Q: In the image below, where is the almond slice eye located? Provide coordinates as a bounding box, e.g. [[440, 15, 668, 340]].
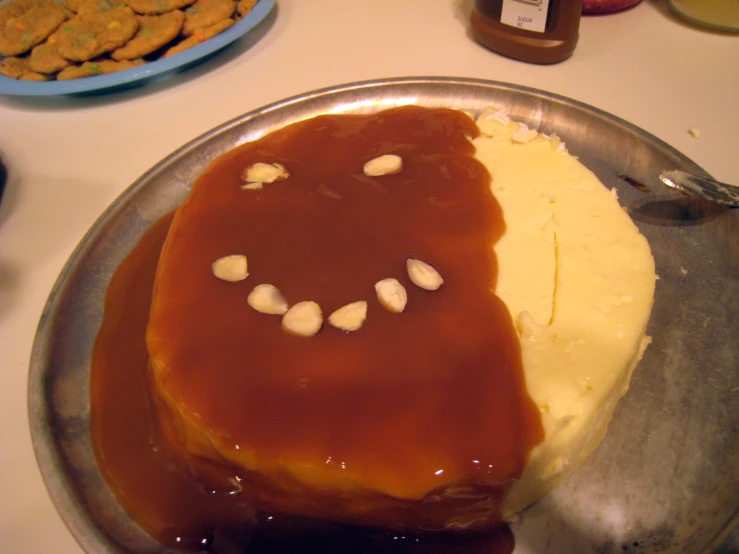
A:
[[406, 258, 443, 291], [248, 284, 289, 315], [282, 301, 323, 337], [375, 278, 407, 313], [241, 162, 289, 185], [363, 154, 403, 177], [328, 301, 368, 331], [212, 255, 249, 282]]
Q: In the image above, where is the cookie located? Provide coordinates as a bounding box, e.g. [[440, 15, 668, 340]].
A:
[[236, 0, 255, 18], [56, 56, 143, 79], [125, 0, 196, 16], [28, 32, 72, 73], [19, 69, 51, 80], [0, 56, 26, 78], [55, 6, 139, 61], [110, 10, 183, 59], [162, 16, 232, 57], [62, 0, 117, 14], [0, 54, 52, 80], [71, 0, 126, 16], [61, 0, 84, 13], [0, 0, 67, 56], [182, 0, 234, 36]]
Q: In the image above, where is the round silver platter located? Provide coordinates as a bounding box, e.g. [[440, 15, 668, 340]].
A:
[[28, 77, 739, 554]]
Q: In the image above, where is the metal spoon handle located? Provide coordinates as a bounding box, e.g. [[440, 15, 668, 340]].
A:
[[660, 170, 739, 207]]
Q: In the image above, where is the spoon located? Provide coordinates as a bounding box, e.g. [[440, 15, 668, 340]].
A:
[[659, 170, 739, 207]]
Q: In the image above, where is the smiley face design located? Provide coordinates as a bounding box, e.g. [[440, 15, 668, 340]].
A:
[[211, 157, 446, 337]]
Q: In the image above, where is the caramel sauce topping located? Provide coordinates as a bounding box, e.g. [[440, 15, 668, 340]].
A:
[[92, 106, 543, 550]]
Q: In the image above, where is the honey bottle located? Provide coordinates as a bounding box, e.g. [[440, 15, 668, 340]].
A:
[[470, 0, 582, 64]]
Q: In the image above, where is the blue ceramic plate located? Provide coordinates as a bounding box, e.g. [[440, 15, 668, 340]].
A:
[[0, 0, 274, 97]]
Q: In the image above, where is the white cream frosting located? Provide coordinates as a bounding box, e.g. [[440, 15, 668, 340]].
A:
[[472, 108, 656, 517]]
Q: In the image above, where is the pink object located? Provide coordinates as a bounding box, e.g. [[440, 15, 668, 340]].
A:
[[583, 0, 642, 14]]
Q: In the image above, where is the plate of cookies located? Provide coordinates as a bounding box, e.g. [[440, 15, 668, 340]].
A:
[[0, 0, 274, 96]]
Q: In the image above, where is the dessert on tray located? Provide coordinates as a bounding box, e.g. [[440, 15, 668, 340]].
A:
[[93, 104, 656, 547]]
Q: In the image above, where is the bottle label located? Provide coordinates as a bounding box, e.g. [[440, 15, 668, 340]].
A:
[[500, 0, 551, 33]]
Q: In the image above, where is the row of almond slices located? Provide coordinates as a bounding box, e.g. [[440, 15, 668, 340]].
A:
[[211, 255, 443, 337]]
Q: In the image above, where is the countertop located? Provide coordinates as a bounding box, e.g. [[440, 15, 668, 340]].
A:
[[0, 1, 737, 552]]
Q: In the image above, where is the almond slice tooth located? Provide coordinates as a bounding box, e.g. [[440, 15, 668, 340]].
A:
[[406, 258, 443, 291], [363, 154, 403, 177], [212, 255, 249, 282], [375, 278, 407, 313], [248, 284, 289, 315], [282, 301, 323, 337], [328, 301, 368, 331]]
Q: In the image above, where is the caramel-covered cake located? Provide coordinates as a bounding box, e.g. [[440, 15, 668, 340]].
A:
[[144, 105, 655, 532]]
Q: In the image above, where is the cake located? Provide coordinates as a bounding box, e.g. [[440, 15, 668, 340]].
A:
[[145, 105, 656, 531]]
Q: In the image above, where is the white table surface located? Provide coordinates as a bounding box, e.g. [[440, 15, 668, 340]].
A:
[[0, 1, 737, 552]]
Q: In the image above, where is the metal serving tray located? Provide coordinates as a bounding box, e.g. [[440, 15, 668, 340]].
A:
[[28, 77, 739, 554]]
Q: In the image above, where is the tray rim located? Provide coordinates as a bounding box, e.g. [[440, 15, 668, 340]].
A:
[[27, 76, 728, 554]]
